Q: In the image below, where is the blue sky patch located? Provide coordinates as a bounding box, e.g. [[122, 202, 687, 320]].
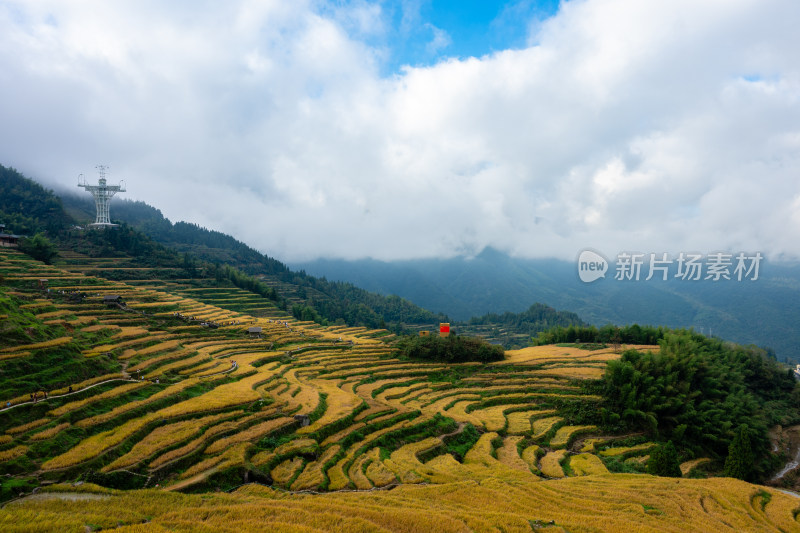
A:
[[350, 0, 562, 74]]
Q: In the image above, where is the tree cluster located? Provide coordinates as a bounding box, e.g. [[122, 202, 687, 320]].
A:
[[468, 303, 587, 334], [396, 334, 505, 364], [532, 323, 667, 346], [724, 424, 755, 481], [18, 233, 59, 264], [0, 164, 72, 236], [600, 330, 799, 478], [647, 441, 681, 477]]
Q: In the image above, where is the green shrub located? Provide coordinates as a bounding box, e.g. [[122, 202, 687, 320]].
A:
[[600, 330, 799, 480], [396, 334, 504, 363], [647, 441, 681, 477], [18, 233, 59, 264]]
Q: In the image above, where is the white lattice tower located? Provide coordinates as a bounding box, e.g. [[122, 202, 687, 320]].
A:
[[77, 165, 126, 226]]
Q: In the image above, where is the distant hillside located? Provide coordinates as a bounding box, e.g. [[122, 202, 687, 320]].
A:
[[58, 191, 448, 331], [455, 302, 589, 348], [1, 165, 447, 333], [293, 249, 800, 362], [0, 165, 72, 235], [61, 194, 289, 274], [58, 192, 587, 347]]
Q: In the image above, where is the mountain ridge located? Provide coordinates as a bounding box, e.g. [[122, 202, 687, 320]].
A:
[[293, 251, 800, 362]]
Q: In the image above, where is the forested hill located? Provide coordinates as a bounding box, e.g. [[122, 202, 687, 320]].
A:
[[467, 302, 586, 331], [294, 249, 800, 362], [61, 195, 290, 276], [1, 164, 447, 332], [59, 191, 588, 344], [455, 303, 589, 348], [59, 190, 449, 329], [0, 165, 72, 235]]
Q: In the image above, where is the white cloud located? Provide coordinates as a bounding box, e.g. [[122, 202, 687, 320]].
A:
[[0, 0, 799, 262], [425, 23, 451, 55]]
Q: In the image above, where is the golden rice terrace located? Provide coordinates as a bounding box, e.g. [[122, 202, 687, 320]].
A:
[[0, 247, 798, 532]]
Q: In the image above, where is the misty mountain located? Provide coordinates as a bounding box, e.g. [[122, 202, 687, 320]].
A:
[[2, 165, 448, 332], [11, 165, 799, 360], [293, 249, 800, 362]]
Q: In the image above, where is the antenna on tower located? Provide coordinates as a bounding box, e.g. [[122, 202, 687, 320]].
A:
[[77, 164, 127, 227]]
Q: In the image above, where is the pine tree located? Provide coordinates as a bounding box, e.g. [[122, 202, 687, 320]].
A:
[[724, 424, 754, 481], [647, 441, 682, 477]]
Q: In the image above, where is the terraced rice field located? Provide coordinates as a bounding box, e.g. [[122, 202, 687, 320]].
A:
[[1, 247, 798, 531], [2, 469, 798, 532]]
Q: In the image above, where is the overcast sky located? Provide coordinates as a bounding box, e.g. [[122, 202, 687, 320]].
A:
[[1, 0, 799, 262]]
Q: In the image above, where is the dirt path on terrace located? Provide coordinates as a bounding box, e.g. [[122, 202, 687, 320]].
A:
[[0, 378, 145, 414]]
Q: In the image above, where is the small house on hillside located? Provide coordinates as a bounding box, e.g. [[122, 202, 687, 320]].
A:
[[248, 326, 262, 339], [0, 224, 20, 248], [103, 295, 123, 306]]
